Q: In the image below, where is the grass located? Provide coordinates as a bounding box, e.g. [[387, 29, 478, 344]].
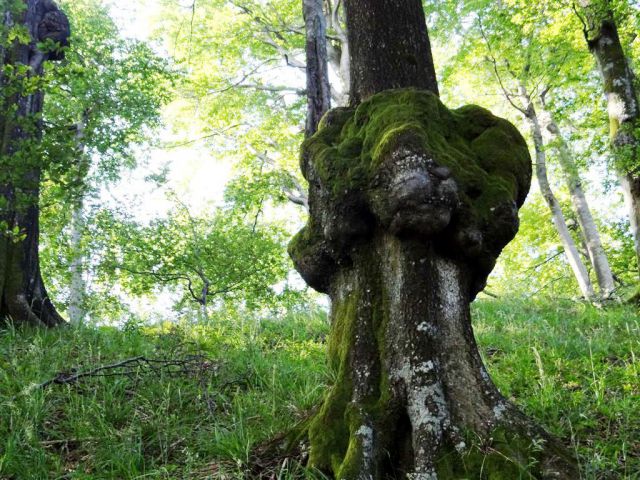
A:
[[0, 299, 638, 479]]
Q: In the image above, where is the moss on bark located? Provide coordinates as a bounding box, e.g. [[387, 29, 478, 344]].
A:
[[302, 89, 530, 220], [289, 88, 577, 479]]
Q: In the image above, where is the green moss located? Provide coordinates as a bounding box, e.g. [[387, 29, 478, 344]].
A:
[[612, 118, 640, 173], [307, 291, 359, 473], [304, 88, 531, 221], [307, 250, 398, 479], [287, 220, 321, 263]]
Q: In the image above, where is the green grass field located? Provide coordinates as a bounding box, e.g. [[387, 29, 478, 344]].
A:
[[1, 299, 638, 479]]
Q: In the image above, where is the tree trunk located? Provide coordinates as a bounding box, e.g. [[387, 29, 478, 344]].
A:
[[538, 103, 616, 298], [523, 102, 596, 301], [67, 113, 91, 325], [68, 200, 86, 325], [303, 0, 331, 137], [0, 0, 70, 327], [325, 0, 350, 106], [344, 0, 438, 104], [290, 2, 578, 477], [581, 3, 640, 277]]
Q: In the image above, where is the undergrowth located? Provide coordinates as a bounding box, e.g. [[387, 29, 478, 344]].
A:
[[0, 300, 638, 479]]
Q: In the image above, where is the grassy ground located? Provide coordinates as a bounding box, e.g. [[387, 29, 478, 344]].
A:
[[0, 299, 638, 479]]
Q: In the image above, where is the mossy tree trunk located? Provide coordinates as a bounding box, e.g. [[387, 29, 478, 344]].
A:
[[289, 1, 578, 478], [580, 2, 640, 279], [0, 0, 69, 327]]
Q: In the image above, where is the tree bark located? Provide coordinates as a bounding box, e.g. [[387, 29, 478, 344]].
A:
[[580, 3, 640, 277], [67, 113, 91, 325], [538, 103, 616, 298], [303, 0, 331, 137], [68, 200, 86, 325], [290, 2, 578, 477], [0, 0, 70, 327], [325, 0, 350, 106], [523, 101, 596, 301], [344, 0, 438, 103]]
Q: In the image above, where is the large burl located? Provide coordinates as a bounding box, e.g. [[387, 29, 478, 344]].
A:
[[290, 89, 531, 296], [287, 90, 576, 478], [28, 0, 71, 70]]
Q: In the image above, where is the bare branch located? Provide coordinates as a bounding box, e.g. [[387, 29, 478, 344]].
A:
[[163, 123, 244, 149], [477, 16, 529, 116], [32, 355, 215, 390]]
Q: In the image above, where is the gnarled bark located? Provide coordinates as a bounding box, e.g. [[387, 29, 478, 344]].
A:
[[290, 90, 578, 478], [0, 0, 70, 327]]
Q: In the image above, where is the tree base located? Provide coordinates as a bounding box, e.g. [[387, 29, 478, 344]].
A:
[[289, 91, 577, 479], [304, 234, 577, 479], [1, 290, 65, 327], [1, 237, 65, 328]]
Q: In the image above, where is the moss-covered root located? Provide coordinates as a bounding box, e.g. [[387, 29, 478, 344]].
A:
[[306, 236, 578, 479]]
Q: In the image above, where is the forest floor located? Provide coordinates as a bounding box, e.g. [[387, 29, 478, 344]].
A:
[[0, 299, 638, 479]]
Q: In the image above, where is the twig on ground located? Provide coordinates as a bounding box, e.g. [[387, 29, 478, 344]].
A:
[[28, 354, 217, 392]]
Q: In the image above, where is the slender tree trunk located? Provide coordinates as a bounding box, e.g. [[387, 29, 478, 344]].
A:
[[0, 0, 70, 327], [580, 3, 640, 277], [538, 103, 616, 297], [325, 0, 350, 105], [523, 101, 596, 300], [68, 200, 86, 324], [68, 114, 90, 325], [290, 1, 577, 477], [303, 0, 331, 137]]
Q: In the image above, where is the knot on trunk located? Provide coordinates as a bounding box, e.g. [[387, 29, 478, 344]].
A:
[[36, 0, 70, 62], [290, 89, 532, 295]]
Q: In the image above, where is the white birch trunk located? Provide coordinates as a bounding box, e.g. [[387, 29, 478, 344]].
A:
[[68, 200, 86, 325], [526, 103, 596, 300], [538, 105, 616, 298]]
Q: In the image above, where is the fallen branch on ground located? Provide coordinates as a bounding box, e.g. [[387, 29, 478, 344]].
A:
[[31, 354, 217, 391]]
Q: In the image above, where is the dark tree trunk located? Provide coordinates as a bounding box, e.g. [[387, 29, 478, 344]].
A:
[[581, 3, 640, 278], [0, 0, 70, 327], [303, 0, 331, 137], [290, 1, 578, 478], [344, 0, 438, 103]]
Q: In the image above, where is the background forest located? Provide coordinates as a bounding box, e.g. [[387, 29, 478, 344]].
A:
[[1, 0, 639, 478]]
